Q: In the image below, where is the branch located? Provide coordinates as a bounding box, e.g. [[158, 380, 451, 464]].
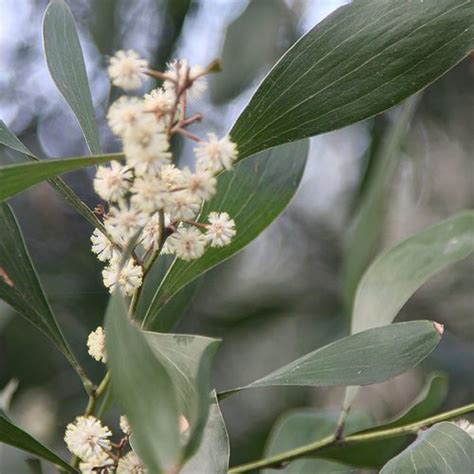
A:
[[227, 403, 474, 473]]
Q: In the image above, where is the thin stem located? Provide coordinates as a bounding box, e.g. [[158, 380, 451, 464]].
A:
[[70, 373, 111, 468], [173, 127, 202, 142], [227, 403, 474, 473]]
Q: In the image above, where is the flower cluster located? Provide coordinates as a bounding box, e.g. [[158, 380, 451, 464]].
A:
[[64, 415, 145, 473], [91, 50, 237, 296]]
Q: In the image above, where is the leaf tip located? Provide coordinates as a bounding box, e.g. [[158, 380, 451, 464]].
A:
[[432, 321, 445, 336]]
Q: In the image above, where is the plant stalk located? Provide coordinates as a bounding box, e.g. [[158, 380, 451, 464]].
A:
[[227, 403, 474, 473]]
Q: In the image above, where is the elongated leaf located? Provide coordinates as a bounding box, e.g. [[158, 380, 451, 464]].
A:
[[219, 321, 442, 398], [136, 256, 201, 332], [343, 95, 420, 306], [0, 410, 75, 472], [211, 0, 294, 104], [0, 153, 122, 202], [344, 211, 473, 418], [144, 332, 221, 458], [264, 410, 372, 474], [380, 422, 474, 473], [105, 292, 181, 473], [0, 121, 108, 230], [0, 121, 34, 158], [181, 392, 230, 474], [352, 211, 474, 334], [320, 373, 448, 467], [43, 0, 101, 154], [139, 140, 309, 330], [0, 202, 76, 366], [231, 0, 472, 160]]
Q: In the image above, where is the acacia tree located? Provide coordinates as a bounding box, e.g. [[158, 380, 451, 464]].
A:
[[0, 0, 473, 473]]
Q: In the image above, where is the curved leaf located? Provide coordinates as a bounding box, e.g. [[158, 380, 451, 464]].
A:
[[144, 331, 221, 459], [352, 211, 474, 334], [0, 410, 76, 472], [105, 292, 181, 473], [43, 0, 102, 154], [380, 422, 474, 473], [0, 153, 122, 202], [0, 120, 34, 158], [136, 256, 201, 333], [320, 373, 448, 468], [0, 203, 77, 367], [139, 140, 308, 331], [0, 121, 109, 231], [343, 95, 420, 306], [219, 321, 442, 398], [181, 392, 230, 474], [231, 0, 472, 160]]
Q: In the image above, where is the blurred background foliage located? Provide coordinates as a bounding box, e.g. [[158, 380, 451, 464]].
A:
[[0, 0, 472, 472]]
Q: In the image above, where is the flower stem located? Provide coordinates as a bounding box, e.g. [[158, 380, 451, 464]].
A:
[[70, 373, 111, 468], [227, 403, 474, 473]]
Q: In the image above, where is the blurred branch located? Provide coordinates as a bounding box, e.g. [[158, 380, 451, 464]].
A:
[[228, 402, 474, 473], [342, 95, 421, 311]]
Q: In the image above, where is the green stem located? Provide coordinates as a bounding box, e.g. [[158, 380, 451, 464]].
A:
[[70, 373, 111, 468], [228, 403, 474, 473]]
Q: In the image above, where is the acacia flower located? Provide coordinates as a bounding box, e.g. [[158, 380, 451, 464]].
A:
[[168, 227, 207, 261], [123, 115, 171, 175], [106, 203, 146, 242], [87, 326, 106, 362], [117, 451, 146, 473], [93, 162, 132, 202], [90, 228, 118, 262], [195, 133, 238, 172], [160, 164, 183, 188], [166, 190, 201, 221], [206, 212, 236, 247], [64, 416, 111, 461], [102, 258, 143, 295], [144, 88, 175, 115], [130, 175, 170, 213], [79, 451, 113, 474], [119, 415, 132, 436], [107, 96, 145, 137], [141, 213, 171, 251], [164, 59, 207, 101], [108, 50, 148, 90], [178, 168, 217, 201]]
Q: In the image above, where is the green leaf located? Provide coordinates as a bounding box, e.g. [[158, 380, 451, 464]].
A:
[[0, 410, 76, 472], [43, 0, 102, 154], [230, 0, 472, 160], [139, 140, 309, 331], [143, 331, 221, 458], [218, 321, 442, 398], [0, 120, 35, 158], [263, 410, 372, 474], [181, 392, 230, 474], [136, 256, 201, 332], [211, 0, 295, 104], [0, 121, 109, 231], [343, 95, 420, 306], [26, 459, 43, 474], [0, 202, 77, 368], [380, 422, 474, 473], [320, 373, 448, 468], [0, 153, 122, 202], [352, 211, 474, 334], [105, 291, 181, 473]]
